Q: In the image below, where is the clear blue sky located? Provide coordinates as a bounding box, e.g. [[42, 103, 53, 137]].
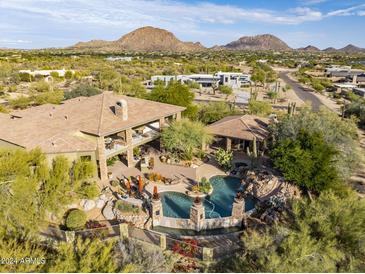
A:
[[0, 0, 364, 49]]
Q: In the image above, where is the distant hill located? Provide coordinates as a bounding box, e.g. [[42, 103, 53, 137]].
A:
[[338, 44, 365, 53], [224, 34, 291, 51], [71, 26, 205, 52], [297, 45, 320, 52], [323, 47, 337, 52]]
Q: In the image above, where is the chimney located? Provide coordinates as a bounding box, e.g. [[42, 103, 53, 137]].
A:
[[115, 99, 128, 121], [353, 74, 358, 84]]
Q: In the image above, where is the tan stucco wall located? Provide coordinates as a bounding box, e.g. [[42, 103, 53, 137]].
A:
[[45, 151, 98, 178], [0, 139, 22, 149]]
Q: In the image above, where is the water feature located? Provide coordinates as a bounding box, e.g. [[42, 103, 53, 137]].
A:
[[160, 176, 256, 219]]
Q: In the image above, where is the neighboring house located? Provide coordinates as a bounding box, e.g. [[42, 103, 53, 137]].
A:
[[146, 74, 220, 89], [0, 93, 185, 183], [334, 83, 358, 94], [346, 73, 365, 87], [18, 69, 75, 78], [207, 114, 270, 152], [105, 56, 133, 62], [215, 71, 251, 88], [146, 72, 251, 89], [325, 65, 364, 78], [353, 87, 365, 98], [186, 74, 220, 88]]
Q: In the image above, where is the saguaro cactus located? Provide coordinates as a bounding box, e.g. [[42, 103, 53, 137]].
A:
[[288, 102, 297, 117]]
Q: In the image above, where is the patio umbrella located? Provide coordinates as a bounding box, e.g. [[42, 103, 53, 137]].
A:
[[126, 178, 131, 195], [153, 186, 159, 200], [138, 175, 144, 193]]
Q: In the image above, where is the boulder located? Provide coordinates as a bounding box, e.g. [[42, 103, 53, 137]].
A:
[[79, 199, 87, 208], [102, 202, 115, 220], [82, 199, 96, 211], [95, 199, 106, 209]]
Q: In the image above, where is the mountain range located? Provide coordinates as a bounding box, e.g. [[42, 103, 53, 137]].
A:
[[72, 26, 204, 52], [69, 26, 365, 53]]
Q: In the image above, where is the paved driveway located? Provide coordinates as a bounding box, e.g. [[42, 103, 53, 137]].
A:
[[279, 71, 323, 111]]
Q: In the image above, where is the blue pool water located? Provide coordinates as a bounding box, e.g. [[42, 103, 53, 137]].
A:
[[161, 176, 256, 219]]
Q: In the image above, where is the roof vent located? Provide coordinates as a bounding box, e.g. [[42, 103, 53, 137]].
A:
[[115, 99, 128, 121]]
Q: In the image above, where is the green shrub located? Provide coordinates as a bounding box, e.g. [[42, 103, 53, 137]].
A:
[[50, 71, 60, 78], [73, 159, 95, 181], [9, 96, 32, 109], [187, 81, 200, 89], [248, 100, 272, 116], [31, 80, 51, 93], [65, 209, 87, 230], [271, 129, 339, 193], [199, 177, 212, 194], [19, 72, 33, 82], [115, 200, 139, 214], [64, 84, 101, 100], [65, 70, 73, 79], [197, 101, 233, 124], [107, 156, 119, 166], [219, 85, 233, 95], [33, 90, 64, 105], [77, 182, 100, 199], [215, 148, 233, 171], [0, 105, 9, 113]]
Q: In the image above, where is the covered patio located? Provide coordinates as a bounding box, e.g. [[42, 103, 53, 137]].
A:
[[206, 114, 270, 152], [107, 146, 197, 195]]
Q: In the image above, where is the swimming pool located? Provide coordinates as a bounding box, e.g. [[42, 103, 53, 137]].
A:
[[161, 176, 256, 219]]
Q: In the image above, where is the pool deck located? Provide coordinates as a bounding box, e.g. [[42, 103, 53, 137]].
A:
[[108, 151, 255, 198]]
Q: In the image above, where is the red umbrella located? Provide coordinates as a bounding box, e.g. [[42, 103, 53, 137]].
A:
[[126, 178, 131, 194], [138, 175, 144, 193], [153, 186, 159, 200]]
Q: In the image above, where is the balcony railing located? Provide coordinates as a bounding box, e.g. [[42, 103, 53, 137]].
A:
[[104, 128, 160, 157], [105, 140, 127, 157], [132, 129, 160, 145]]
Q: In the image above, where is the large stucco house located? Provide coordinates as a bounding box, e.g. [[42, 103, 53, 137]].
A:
[[0, 92, 185, 183]]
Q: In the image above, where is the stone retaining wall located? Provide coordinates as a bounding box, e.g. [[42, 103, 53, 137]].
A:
[[158, 216, 242, 230]]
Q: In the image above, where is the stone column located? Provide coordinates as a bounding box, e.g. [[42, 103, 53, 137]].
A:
[[231, 194, 245, 220], [151, 196, 163, 227], [159, 117, 166, 130], [226, 137, 232, 151], [202, 247, 214, 262], [125, 128, 134, 167], [119, 223, 129, 238], [190, 197, 205, 231], [160, 234, 166, 250], [96, 136, 108, 183], [126, 148, 134, 168]]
